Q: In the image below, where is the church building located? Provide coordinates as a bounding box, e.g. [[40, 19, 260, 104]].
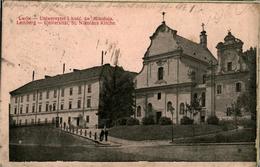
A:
[[134, 17, 253, 124]]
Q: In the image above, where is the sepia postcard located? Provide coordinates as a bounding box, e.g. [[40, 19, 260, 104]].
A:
[[1, 1, 259, 167]]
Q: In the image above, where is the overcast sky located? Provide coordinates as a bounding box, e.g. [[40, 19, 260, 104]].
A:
[[2, 2, 259, 102]]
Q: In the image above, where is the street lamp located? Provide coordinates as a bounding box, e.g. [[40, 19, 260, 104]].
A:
[[169, 107, 175, 143]]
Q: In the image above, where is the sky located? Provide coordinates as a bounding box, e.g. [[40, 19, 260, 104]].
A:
[[2, 2, 259, 103]]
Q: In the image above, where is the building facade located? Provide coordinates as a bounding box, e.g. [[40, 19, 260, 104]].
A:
[[134, 21, 254, 124], [9, 64, 129, 128]]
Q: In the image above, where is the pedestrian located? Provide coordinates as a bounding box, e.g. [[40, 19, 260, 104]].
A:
[[104, 129, 108, 141], [100, 129, 104, 141]]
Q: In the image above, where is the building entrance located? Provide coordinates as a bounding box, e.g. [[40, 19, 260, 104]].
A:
[[156, 112, 162, 124]]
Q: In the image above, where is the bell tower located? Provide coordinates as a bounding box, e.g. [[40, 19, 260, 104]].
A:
[[200, 23, 207, 48]]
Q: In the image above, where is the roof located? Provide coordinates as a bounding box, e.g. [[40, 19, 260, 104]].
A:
[[10, 64, 137, 96], [144, 22, 217, 64], [175, 35, 217, 63]]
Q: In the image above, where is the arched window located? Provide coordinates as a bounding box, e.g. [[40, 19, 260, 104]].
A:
[[147, 103, 152, 113], [158, 67, 164, 80], [137, 106, 141, 117], [201, 92, 205, 107], [167, 101, 173, 112], [180, 103, 185, 114]]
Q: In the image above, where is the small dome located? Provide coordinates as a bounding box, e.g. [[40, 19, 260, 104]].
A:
[[224, 32, 235, 42]]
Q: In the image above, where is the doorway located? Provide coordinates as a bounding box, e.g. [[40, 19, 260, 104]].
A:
[[156, 112, 162, 124]]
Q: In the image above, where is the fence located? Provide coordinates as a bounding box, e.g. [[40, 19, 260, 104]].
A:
[[58, 124, 108, 143]]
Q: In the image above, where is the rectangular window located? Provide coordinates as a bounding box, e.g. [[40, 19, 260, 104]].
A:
[[53, 103, 56, 111], [88, 84, 91, 93], [227, 62, 232, 71], [25, 119, 27, 125], [226, 107, 232, 116], [60, 103, 64, 110], [32, 104, 35, 113], [217, 85, 222, 94], [77, 99, 81, 108], [46, 103, 49, 112], [54, 90, 57, 98], [39, 104, 42, 112], [49, 104, 52, 111], [86, 116, 89, 123], [33, 93, 36, 101], [21, 96, 23, 103], [45, 118, 48, 123], [27, 94, 29, 102], [15, 97, 18, 103], [69, 101, 72, 109], [158, 67, 164, 80], [20, 106, 23, 114], [46, 91, 49, 99], [61, 88, 65, 97], [39, 92, 42, 100], [31, 119, 34, 124], [78, 86, 82, 94], [38, 118, 40, 124], [87, 97, 91, 108], [157, 93, 161, 100], [70, 88, 73, 96], [236, 83, 241, 92], [26, 105, 29, 113], [14, 107, 17, 114]]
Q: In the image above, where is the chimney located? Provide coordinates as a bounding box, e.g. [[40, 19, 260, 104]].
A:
[[200, 23, 207, 48], [63, 63, 65, 74], [45, 75, 51, 79], [32, 71, 35, 81]]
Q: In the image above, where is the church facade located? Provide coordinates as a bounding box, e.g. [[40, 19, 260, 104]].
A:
[[134, 21, 253, 124]]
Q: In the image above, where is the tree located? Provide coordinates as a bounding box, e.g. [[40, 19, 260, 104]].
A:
[[185, 95, 202, 120], [237, 47, 256, 120], [98, 65, 136, 127]]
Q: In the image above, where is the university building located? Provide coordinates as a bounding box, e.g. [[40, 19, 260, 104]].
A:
[[134, 20, 254, 124], [9, 64, 135, 128]]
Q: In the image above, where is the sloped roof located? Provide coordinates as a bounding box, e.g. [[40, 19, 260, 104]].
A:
[[145, 22, 217, 64], [10, 64, 137, 96], [175, 35, 216, 63]]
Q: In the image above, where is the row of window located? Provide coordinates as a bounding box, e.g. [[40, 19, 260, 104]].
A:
[[156, 92, 206, 107], [157, 67, 208, 84], [216, 82, 241, 95], [136, 101, 200, 117], [13, 98, 92, 114], [14, 85, 92, 103]]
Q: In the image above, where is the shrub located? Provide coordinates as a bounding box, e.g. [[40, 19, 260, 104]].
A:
[[180, 116, 193, 125], [115, 117, 127, 126], [159, 117, 172, 125], [142, 115, 155, 125], [207, 115, 219, 125], [126, 117, 140, 126]]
